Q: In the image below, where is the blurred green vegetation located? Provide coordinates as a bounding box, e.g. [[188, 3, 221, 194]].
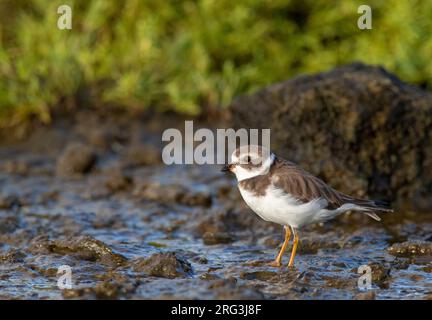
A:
[[0, 0, 431, 125]]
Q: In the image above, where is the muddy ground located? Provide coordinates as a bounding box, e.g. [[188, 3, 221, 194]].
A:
[[0, 112, 431, 300]]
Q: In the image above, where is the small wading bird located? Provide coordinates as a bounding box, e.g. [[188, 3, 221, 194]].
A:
[[222, 145, 392, 268]]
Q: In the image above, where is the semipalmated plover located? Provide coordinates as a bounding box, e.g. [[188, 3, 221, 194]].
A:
[[222, 145, 392, 267]]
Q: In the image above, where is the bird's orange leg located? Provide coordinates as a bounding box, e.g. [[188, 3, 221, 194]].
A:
[[268, 226, 291, 267], [288, 228, 299, 267]]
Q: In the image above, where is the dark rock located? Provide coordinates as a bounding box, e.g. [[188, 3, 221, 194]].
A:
[[56, 142, 96, 177], [133, 182, 211, 207], [368, 263, 391, 284], [27, 235, 126, 266], [2, 160, 30, 175], [324, 276, 355, 289], [199, 273, 220, 281], [0, 216, 20, 234], [243, 260, 269, 267], [193, 210, 229, 236], [104, 168, 133, 192], [62, 281, 136, 299], [230, 63, 432, 208], [73, 113, 128, 148], [208, 277, 237, 289], [36, 190, 60, 204], [191, 256, 208, 264], [202, 231, 234, 245], [421, 266, 432, 273], [355, 291, 376, 300], [93, 282, 126, 299], [391, 258, 410, 270], [0, 194, 21, 209], [215, 288, 265, 300], [257, 235, 282, 248], [92, 214, 126, 229], [239, 270, 278, 281], [131, 252, 192, 278], [351, 262, 391, 287], [388, 240, 432, 256], [86, 128, 116, 149], [124, 144, 160, 167], [211, 281, 265, 300], [0, 249, 25, 263], [297, 237, 341, 254], [27, 264, 58, 277], [180, 191, 212, 207], [409, 274, 424, 281]]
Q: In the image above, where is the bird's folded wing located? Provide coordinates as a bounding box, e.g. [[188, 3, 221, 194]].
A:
[[271, 158, 345, 210]]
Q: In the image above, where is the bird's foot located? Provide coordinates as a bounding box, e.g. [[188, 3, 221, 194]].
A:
[[267, 260, 282, 267]]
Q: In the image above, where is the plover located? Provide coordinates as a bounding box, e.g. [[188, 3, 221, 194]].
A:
[[222, 145, 392, 267]]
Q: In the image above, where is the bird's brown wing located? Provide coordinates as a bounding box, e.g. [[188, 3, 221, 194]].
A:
[[270, 157, 391, 218], [270, 158, 347, 209]]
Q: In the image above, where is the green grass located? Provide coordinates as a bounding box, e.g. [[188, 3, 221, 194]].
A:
[[0, 0, 431, 125]]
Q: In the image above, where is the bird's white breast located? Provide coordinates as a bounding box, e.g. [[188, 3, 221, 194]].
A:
[[238, 184, 331, 228]]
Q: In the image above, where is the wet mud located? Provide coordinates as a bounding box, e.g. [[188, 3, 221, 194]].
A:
[[0, 113, 431, 299]]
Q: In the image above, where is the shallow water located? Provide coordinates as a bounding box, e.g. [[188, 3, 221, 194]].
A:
[[0, 124, 431, 300]]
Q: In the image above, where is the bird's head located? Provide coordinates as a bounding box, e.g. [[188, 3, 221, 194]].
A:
[[221, 145, 275, 181]]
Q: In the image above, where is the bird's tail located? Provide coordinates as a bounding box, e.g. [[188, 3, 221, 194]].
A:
[[342, 197, 393, 221]]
